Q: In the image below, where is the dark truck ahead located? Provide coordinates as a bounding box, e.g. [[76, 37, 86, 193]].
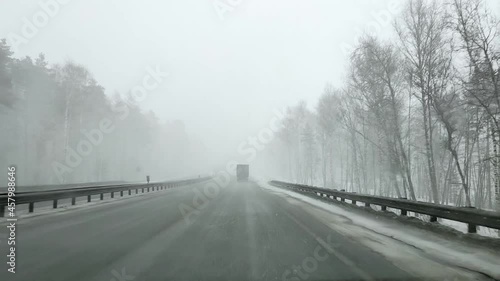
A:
[[236, 164, 249, 181]]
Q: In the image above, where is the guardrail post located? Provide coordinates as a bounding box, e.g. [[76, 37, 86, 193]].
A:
[[88, 195, 91, 202], [136, 189, 138, 194], [0, 205, 4, 217], [430, 216, 438, 222], [365, 202, 370, 207], [147, 187, 150, 192], [142, 188, 144, 193], [111, 192, 114, 198], [100, 193, 104, 200], [381, 206, 387, 211], [468, 223, 477, 233], [352, 200, 357, 205], [29, 202, 34, 213], [53, 199, 58, 209], [128, 190, 132, 195], [401, 209, 407, 216], [120, 191, 123, 197], [341, 198, 345, 202], [71, 197, 76, 205]]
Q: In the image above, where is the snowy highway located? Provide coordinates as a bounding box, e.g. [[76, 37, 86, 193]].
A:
[[0, 180, 499, 281]]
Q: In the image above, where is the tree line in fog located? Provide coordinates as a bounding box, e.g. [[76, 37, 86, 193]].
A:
[[273, 0, 499, 209], [0, 40, 207, 185]]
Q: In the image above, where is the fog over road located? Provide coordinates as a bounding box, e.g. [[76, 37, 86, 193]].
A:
[[0, 181, 476, 281]]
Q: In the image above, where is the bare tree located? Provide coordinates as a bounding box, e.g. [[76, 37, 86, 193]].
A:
[[396, 0, 452, 203], [453, 0, 500, 207], [316, 84, 341, 188], [349, 37, 417, 200]]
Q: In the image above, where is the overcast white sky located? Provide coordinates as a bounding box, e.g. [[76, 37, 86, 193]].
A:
[[2, 0, 499, 162]]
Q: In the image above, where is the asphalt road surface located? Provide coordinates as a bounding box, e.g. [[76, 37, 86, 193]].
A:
[[0, 180, 454, 281]]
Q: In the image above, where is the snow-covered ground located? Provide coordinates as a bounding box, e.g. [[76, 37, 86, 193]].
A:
[[258, 179, 500, 280], [357, 204, 497, 238]]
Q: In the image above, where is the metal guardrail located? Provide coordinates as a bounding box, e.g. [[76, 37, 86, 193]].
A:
[[0, 181, 129, 193], [0, 177, 211, 217], [269, 180, 500, 233]]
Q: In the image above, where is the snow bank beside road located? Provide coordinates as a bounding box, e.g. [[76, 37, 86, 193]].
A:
[[258, 180, 500, 280]]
